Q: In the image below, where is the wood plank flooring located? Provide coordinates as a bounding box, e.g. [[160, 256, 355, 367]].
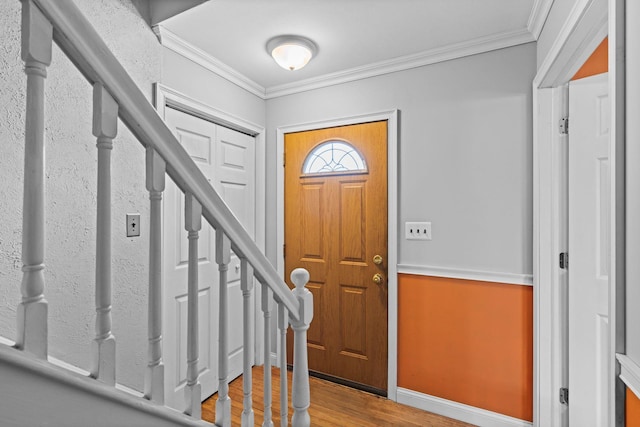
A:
[[202, 366, 475, 426]]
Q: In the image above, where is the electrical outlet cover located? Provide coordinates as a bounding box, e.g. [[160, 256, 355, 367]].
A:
[[126, 213, 140, 237], [405, 221, 431, 240]]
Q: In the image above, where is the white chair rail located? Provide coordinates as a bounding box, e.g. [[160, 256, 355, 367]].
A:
[[12, 0, 313, 426]]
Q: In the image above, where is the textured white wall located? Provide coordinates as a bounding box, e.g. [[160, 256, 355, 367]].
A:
[[0, 0, 161, 391], [266, 43, 536, 276]]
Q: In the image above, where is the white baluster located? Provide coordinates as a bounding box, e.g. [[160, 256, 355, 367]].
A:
[[262, 283, 274, 427], [91, 83, 118, 385], [145, 148, 165, 403], [290, 269, 313, 427], [184, 194, 202, 418], [278, 301, 289, 427], [16, 0, 52, 360], [215, 231, 232, 427], [240, 258, 255, 427]]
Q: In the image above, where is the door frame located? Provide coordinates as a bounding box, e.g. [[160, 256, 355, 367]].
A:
[[533, 0, 624, 425], [154, 83, 268, 366], [276, 110, 399, 400]]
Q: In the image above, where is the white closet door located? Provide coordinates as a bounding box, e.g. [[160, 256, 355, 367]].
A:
[[162, 107, 255, 408]]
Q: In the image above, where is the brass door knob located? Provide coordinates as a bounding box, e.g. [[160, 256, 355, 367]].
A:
[[373, 273, 384, 285], [373, 255, 383, 265]]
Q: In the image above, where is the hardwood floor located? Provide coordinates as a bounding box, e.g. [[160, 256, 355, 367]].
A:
[[202, 366, 475, 426]]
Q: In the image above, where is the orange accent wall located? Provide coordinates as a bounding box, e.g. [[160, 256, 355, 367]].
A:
[[628, 388, 640, 426], [572, 37, 608, 80], [398, 274, 533, 421]]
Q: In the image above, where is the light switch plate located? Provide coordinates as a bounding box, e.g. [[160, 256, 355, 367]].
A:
[[405, 222, 431, 240], [126, 213, 140, 237]]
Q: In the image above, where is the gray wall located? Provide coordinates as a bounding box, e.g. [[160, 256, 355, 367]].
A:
[[626, 1, 640, 363], [161, 48, 266, 127], [0, 0, 161, 391], [266, 43, 536, 276]]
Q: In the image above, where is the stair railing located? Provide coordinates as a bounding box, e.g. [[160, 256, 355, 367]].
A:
[[14, 0, 313, 425]]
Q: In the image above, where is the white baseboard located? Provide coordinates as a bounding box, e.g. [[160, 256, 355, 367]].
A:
[[397, 388, 532, 427]]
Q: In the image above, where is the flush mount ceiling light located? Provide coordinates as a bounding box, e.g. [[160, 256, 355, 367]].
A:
[[266, 35, 318, 71]]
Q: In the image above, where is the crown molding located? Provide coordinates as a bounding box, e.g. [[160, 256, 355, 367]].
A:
[[527, 0, 555, 40], [153, 25, 267, 99], [154, 25, 536, 101], [150, 0, 207, 26], [265, 28, 535, 99]]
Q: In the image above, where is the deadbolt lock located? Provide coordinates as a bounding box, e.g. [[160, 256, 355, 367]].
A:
[[373, 254, 383, 265], [373, 273, 384, 285]]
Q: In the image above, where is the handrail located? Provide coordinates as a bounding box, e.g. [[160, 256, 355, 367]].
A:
[[31, 0, 299, 318]]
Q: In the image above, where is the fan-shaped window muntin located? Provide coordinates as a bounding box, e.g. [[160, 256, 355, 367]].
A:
[[302, 140, 367, 175]]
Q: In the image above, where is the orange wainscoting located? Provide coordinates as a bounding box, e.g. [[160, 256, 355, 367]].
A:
[[628, 388, 640, 427], [572, 37, 608, 80], [398, 274, 533, 421]]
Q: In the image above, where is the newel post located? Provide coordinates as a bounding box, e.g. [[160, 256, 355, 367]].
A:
[[290, 268, 313, 427], [16, 0, 53, 359]]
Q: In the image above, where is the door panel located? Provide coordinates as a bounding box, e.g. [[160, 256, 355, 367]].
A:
[[285, 121, 388, 393], [163, 107, 255, 409], [340, 285, 367, 356], [340, 182, 367, 262], [568, 73, 610, 426], [300, 182, 326, 261]]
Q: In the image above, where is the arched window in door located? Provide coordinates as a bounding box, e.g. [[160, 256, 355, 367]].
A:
[[302, 140, 367, 175]]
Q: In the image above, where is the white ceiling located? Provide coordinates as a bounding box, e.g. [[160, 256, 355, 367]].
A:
[[161, 0, 547, 96]]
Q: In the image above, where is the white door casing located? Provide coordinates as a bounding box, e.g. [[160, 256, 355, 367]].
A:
[[532, 0, 627, 425], [568, 73, 610, 426], [153, 83, 267, 367], [162, 107, 256, 409]]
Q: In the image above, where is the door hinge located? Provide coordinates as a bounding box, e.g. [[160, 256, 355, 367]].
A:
[[559, 387, 569, 405], [559, 252, 568, 269], [559, 117, 569, 135], [283, 244, 286, 258], [283, 151, 286, 167]]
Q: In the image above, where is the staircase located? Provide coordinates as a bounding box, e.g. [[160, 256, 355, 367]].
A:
[[0, 1, 313, 425]]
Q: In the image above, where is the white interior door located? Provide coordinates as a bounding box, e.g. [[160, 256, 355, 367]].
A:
[[212, 125, 256, 382], [162, 107, 255, 410], [568, 72, 610, 426]]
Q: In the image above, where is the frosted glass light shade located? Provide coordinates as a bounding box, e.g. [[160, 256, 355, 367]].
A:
[[267, 36, 317, 71]]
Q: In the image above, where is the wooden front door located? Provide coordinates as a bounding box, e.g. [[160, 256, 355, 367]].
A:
[[284, 121, 388, 394]]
